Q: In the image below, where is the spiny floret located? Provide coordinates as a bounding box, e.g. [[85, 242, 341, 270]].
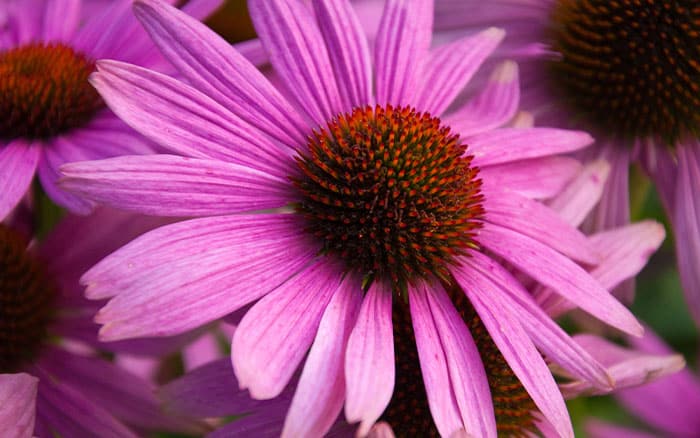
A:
[[548, 0, 700, 144], [293, 105, 484, 294], [0, 43, 103, 140], [0, 225, 54, 373]]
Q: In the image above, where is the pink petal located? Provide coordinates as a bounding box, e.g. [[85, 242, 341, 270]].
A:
[[459, 252, 611, 390], [417, 28, 505, 116], [590, 144, 631, 230], [40, 0, 80, 41], [408, 283, 467, 436], [60, 154, 291, 216], [560, 335, 685, 399], [248, 0, 343, 125], [547, 160, 610, 227], [420, 283, 498, 437], [588, 221, 665, 291], [160, 359, 265, 418], [674, 143, 700, 326], [479, 156, 581, 200], [90, 60, 292, 177], [233, 261, 345, 399], [479, 156, 581, 199], [368, 422, 396, 438], [36, 137, 94, 214], [479, 223, 643, 336], [446, 60, 520, 137], [344, 281, 395, 437], [32, 366, 137, 438], [466, 128, 593, 167], [282, 276, 363, 437], [374, 0, 433, 106], [586, 420, 657, 438], [483, 189, 599, 265], [0, 140, 39, 221], [133, 0, 309, 147], [41, 347, 203, 434], [0, 373, 37, 437], [313, 0, 373, 109], [85, 214, 316, 340], [459, 281, 574, 438]]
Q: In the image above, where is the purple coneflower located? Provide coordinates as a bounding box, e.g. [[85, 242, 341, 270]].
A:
[[62, 0, 646, 436], [0, 0, 220, 218], [435, 0, 700, 323], [0, 209, 201, 436], [586, 328, 700, 438]]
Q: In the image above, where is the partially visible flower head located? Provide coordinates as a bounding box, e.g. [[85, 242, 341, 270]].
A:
[[434, 0, 700, 327], [0, 223, 54, 373], [0, 0, 221, 218], [61, 0, 648, 436], [0, 209, 202, 436], [547, 0, 700, 144], [0, 43, 102, 140]]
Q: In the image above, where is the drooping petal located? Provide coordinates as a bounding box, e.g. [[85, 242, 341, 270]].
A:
[[32, 366, 137, 438], [248, 0, 343, 125], [482, 189, 599, 265], [586, 420, 656, 438], [0, 373, 37, 437], [0, 140, 39, 221], [538, 221, 665, 317], [374, 0, 433, 106], [345, 281, 395, 437], [90, 60, 292, 177], [313, 0, 373, 109], [459, 252, 612, 390], [282, 276, 363, 438], [420, 283, 498, 437], [559, 335, 685, 399], [60, 154, 291, 217], [85, 214, 316, 340], [233, 260, 345, 400], [409, 284, 467, 437], [590, 144, 631, 231], [674, 143, 700, 326], [447, 60, 520, 137], [133, 0, 309, 147], [478, 156, 581, 200], [466, 128, 593, 167], [160, 358, 275, 418], [40, 347, 203, 434], [479, 223, 643, 336], [416, 28, 504, 116], [458, 279, 574, 438], [547, 160, 611, 227], [37, 137, 94, 214]]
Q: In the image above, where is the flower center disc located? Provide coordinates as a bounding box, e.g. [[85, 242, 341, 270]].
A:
[[548, 0, 700, 143], [293, 105, 484, 293], [0, 43, 103, 140], [0, 225, 54, 373]]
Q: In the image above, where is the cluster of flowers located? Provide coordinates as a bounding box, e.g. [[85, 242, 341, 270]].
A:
[[1, 0, 699, 436]]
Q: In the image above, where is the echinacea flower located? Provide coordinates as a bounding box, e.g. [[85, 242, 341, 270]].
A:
[[0, 208, 201, 436], [61, 0, 645, 436], [586, 328, 700, 438], [434, 0, 700, 323], [0, 0, 221, 218]]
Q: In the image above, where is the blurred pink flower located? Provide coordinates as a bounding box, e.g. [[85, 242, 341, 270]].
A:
[[0, 0, 221, 217], [433, 0, 700, 326]]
